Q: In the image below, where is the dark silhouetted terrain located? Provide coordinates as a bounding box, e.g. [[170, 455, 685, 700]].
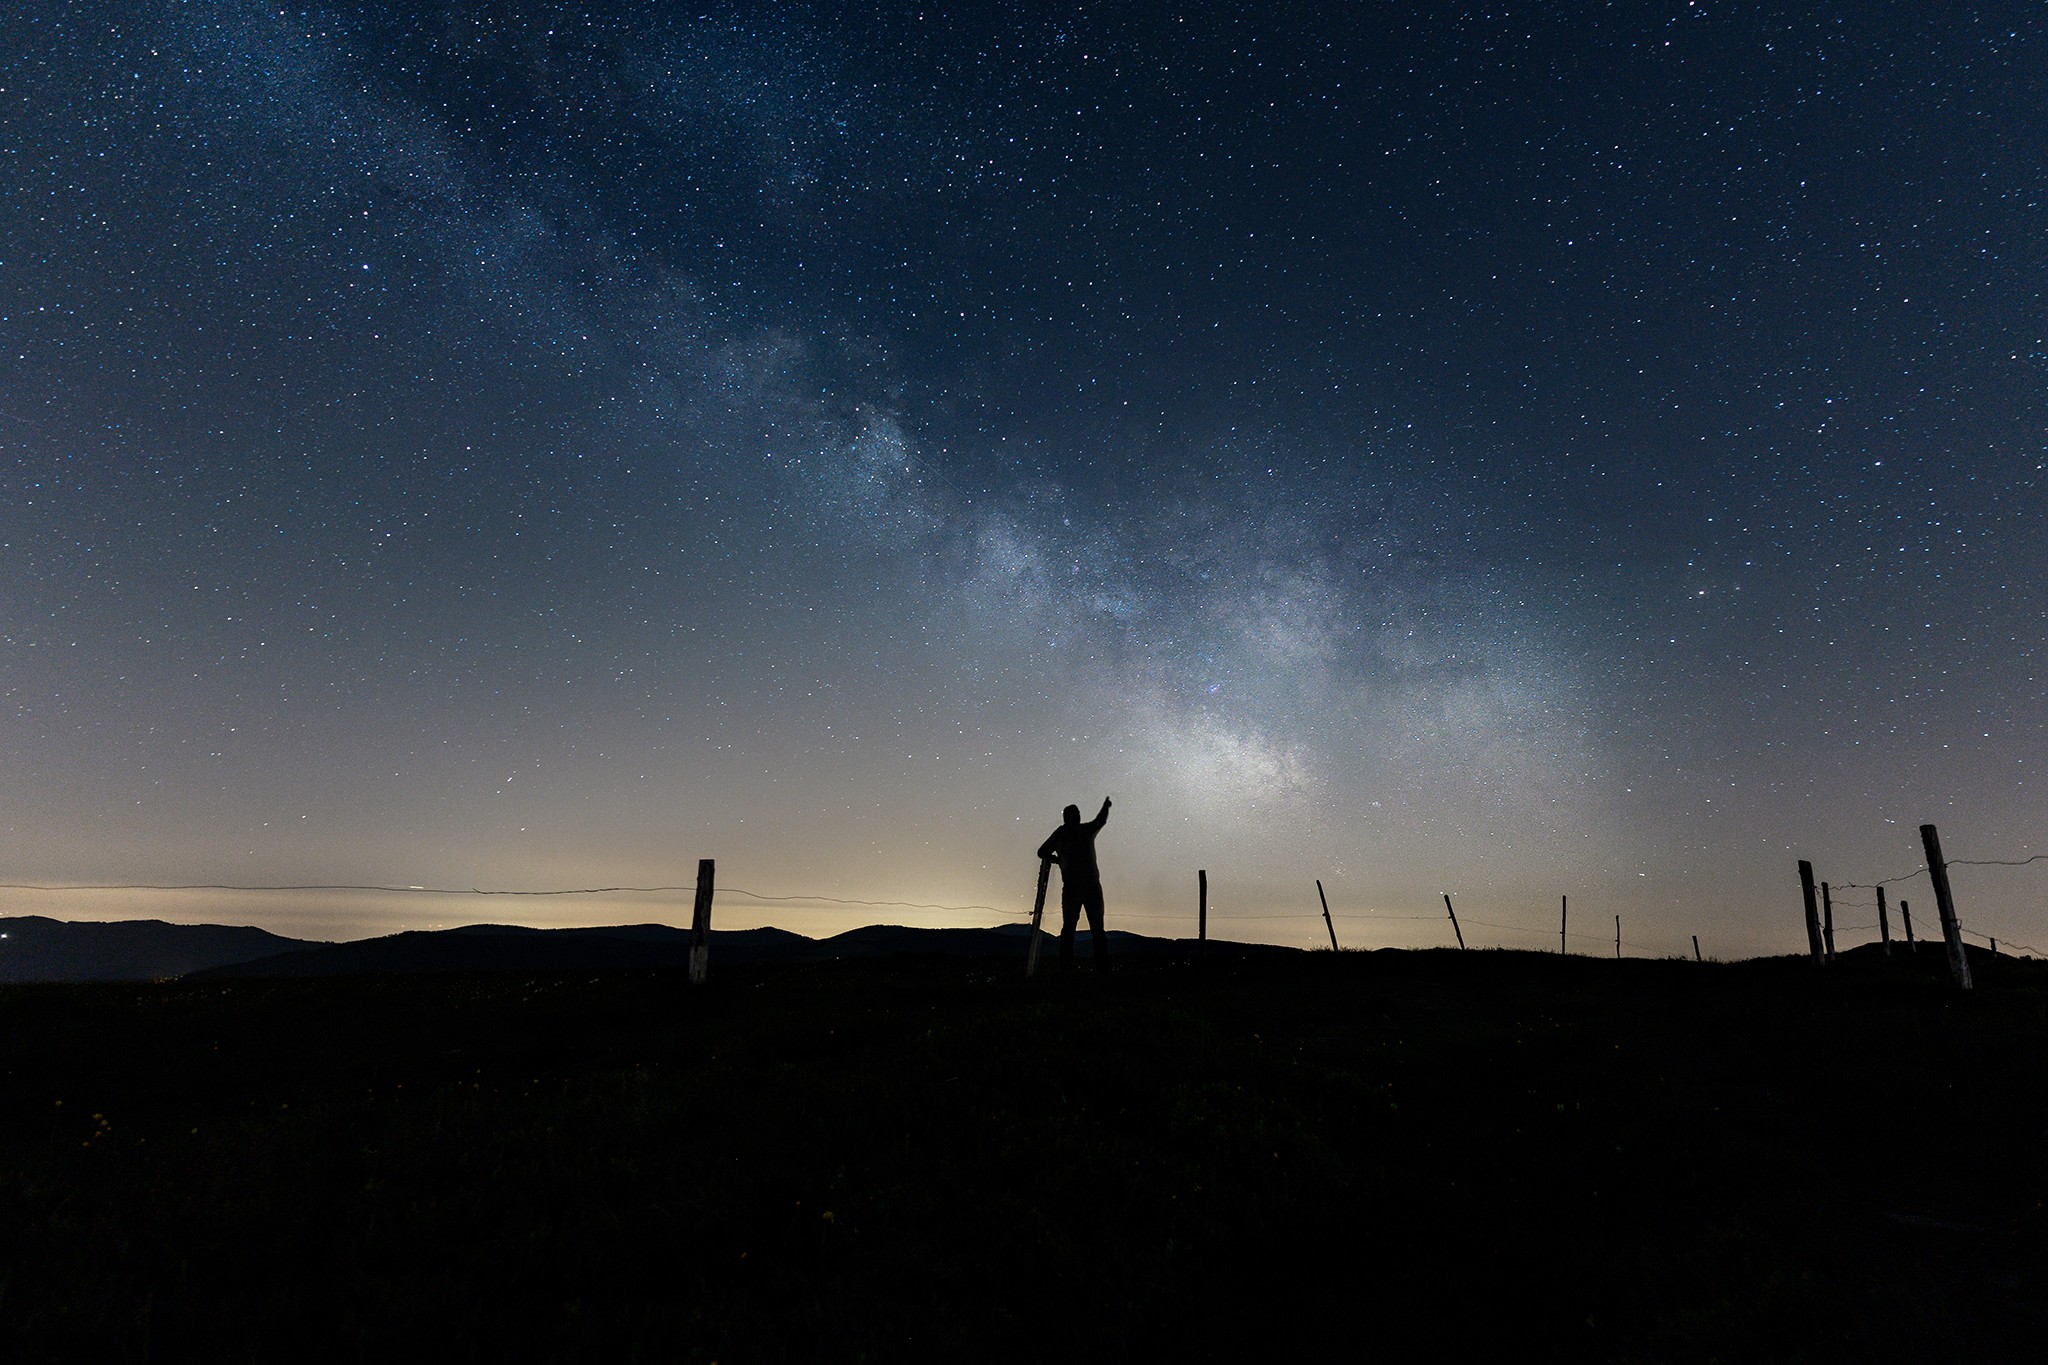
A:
[[1, 944, 2042, 1361], [194, 921, 1295, 978], [0, 916, 317, 982], [4, 916, 1297, 983]]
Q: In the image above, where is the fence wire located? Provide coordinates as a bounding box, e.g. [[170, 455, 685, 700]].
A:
[[7, 839, 2041, 959]]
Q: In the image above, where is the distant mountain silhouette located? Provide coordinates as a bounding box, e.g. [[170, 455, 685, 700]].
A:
[[193, 921, 1302, 979], [7, 915, 1302, 982], [0, 916, 320, 982], [193, 923, 816, 979]]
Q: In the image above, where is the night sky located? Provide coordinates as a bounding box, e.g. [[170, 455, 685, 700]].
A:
[[4, 2, 2044, 956]]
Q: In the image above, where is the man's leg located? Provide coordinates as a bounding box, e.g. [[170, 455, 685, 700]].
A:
[[1060, 890, 1081, 970], [1085, 886, 1108, 966]]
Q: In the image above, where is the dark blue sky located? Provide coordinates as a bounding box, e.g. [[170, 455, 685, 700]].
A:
[[4, 2, 2043, 953]]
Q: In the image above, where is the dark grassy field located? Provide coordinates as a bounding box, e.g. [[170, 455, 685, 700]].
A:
[[2, 944, 2044, 1362]]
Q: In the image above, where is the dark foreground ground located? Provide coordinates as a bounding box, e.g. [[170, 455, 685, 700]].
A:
[[1, 944, 2043, 1362]]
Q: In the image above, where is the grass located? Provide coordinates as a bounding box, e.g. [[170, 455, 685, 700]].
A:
[[1, 945, 2044, 1361]]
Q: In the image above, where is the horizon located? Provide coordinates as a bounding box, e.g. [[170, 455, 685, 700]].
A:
[[4, 845, 2039, 962], [4, 4, 2043, 961]]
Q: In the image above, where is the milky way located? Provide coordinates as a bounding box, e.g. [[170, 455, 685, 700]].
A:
[[4, 2, 2043, 955]]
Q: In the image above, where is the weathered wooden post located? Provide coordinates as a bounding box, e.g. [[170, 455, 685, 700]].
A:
[[1560, 894, 1568, 956], [1901, 899, 1915, 948], [1876, 886, 1892, 956], [1025, 855, 1052, 978], [1821, 881, 1837, 964], [688, 858, 715, 986], [1316, 879, 1340, 952], [1441, 893, 1467, 950], [1798, 860, 1823, 964], [1693, 934, 1702, 963], [1614, 914, 1621, 960], [1919, 824, 1973, 991], [1197, 869, 1208, 960]]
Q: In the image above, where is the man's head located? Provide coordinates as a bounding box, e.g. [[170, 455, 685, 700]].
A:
[[1063, 804, 1080, 825]]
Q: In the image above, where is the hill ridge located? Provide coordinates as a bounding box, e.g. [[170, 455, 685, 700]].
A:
[[3, 915, 1295, 982]]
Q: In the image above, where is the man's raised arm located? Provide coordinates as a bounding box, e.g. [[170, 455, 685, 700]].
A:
[[1089, 797, 1112, 831]]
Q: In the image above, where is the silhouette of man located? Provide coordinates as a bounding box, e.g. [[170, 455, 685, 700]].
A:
[[1036, 797, 1112, 969]]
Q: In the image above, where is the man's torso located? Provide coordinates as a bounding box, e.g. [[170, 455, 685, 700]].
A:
[[1047, 825, 1101, 886]]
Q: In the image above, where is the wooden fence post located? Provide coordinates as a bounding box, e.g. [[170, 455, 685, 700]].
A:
[[1798, 860, 1823, 965], [688, 858, 715, 986], [1614, 915, 1621, 960], [1316, 879, 1340, 952], [1025, 856, 1052, 978], [1560, 894, 1568, 956], [1693, 934, 1702, 963], [1197, 869, 1208, 960], [1919, 824, 1973, 991], [1901, 899, 1915, 948], [1821, 881, 1837, 964], [1876, 886, 1892, 956], [1441, 893, 1467, 950]]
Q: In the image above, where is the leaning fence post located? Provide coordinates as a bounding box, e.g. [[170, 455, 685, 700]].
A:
[[1821, 882, 1837, 964], [1614, 915, 1621, 960], [1693, 934, 1702, 963], [1441, 893, 1467, 950], [1901, 899, 1915, 949], [688, 858, 715, 986], [1197, 869, 1208, 960], [1316, 880, 1340, 952], [1798, 861, 1823, 964], [1919, 824, 1973, 991], [1877, 886, 1892, 956], [1025, 856, 1052, 978]]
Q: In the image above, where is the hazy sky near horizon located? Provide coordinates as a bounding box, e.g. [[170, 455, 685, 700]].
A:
[[4, 1, 2044, 955]]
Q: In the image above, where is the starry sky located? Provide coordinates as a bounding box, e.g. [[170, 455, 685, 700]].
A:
[[4, 1, 2044, 956]]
